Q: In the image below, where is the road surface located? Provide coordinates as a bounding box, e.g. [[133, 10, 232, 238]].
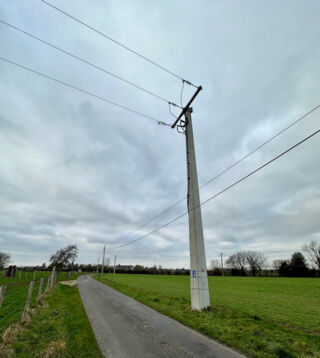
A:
[[78, 275, 246, 358]]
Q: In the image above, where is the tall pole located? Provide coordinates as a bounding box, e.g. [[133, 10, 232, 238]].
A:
[[220, 253, 225, 276], [113, 255, 117, 274], [96, 257, 100, 274], [101, 246, 105, 279], [185, 108, 210, 310]]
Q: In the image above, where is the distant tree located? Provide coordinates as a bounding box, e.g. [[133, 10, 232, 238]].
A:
[[289, 252, 309, 277], [226, 252, 246, 275], [303, 241, 320, 270], [133, 265, 144, 272], [50, 244, 78, 271], [245, 251, 266, 276], [0, 252, 10, 269], [210, 259, 220, 270], [41, 262, 46, 269], [278, 260, 290, 276], [208, 259, 223, 276], [272, 259, 283, 273]]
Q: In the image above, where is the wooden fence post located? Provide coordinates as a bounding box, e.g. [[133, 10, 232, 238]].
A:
[[45, 274, 51, 293], [37, 278, 44, 303], [0, 286, 7, 310], [33, 271, 36, 281], [21, 281, 35, 323], [19, 270, 21, 279], [50, 267, 56, 288]]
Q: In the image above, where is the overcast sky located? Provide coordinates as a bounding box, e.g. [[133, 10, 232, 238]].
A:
[[0, 0, 319, 268]]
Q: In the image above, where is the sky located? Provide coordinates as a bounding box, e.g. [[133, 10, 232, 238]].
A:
[[0, 0, 319, 269]]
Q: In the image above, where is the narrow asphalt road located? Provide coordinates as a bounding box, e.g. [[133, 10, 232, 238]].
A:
[[78, 275, 246, 358]]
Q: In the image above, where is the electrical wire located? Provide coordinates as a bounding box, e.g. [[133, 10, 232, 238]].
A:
[[0, 56, 171, 126], [180, 80, 185, 107], [168, 102, 179, 119], [199, 104, 320, 189], [40, 0, 198, 87], [109, 103, 320, 247], [110, 127, 320, 249], [0, 19, 182, 108]]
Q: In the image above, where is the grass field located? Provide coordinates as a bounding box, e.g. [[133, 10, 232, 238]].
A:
[[96, 274, 320, 358], [0, 271, 83, 335], [5, 284, 102, 357]]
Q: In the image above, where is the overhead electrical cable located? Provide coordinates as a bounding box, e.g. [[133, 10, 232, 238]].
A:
[[198, 103, 320, 190], [40, 0, 197, 87], [110, 103, 320, 245], [0, 19, 181, 108], [0, 56, 170, 126], [110, 127, 320, 249]]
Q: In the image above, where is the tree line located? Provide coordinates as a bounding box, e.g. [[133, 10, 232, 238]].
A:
[[1, 241, 319, 277], [213, 241, 320, 277]]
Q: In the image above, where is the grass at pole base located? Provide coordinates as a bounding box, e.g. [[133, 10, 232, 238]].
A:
[[95, 274, 320, 358]]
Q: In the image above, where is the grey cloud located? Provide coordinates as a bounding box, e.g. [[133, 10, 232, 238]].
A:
[[0, 0, 319, 267]]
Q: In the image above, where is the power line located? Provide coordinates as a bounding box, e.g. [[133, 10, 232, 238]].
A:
[[110, 127, 320, 249], [110, 103, 320, 246], [40, 0, 197, 87], [0, 19, 181, 108], [0, 56, 170, 126], [199, 104, 320, 190]]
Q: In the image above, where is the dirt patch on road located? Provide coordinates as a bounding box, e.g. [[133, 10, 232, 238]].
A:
[[59, 280, 77, 287]]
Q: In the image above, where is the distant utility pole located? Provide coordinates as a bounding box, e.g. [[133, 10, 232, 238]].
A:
[[101, 246, 105, 279], [172, 86, 210, 311], [219, 253, 225, 276], [113, 255, 117, 274], [96, 257, 100, 274]]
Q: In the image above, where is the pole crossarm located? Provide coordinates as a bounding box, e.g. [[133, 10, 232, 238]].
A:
[[171, 86, 202, 129]]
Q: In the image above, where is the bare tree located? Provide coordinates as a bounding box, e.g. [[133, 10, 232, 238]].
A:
[[272, 259, 283, 272], [50, 244, 78, 271], [226, 252, 246, 275], [0, 252, 10, 269], [303, 241, 320, 270], [210, 259, 220, 270], [245, 251, 266, 276]]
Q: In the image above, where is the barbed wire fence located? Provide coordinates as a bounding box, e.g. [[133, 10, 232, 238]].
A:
[[0, 267, 76, 335]]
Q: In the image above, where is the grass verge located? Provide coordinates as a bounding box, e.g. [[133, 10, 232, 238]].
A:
[[1, 283, 102, 358], [95, 274, 320, 358], [0, 272, 85, 335]]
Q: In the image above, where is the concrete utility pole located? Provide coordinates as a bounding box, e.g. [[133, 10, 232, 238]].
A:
[[172, 86, 210, 310], [113, 255, 117, 274], [220, 253, 225, 276], [101, 246, 105, 279], [96, 258, 100, 274]]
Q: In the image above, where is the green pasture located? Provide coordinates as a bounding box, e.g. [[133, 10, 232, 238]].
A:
[[0, 271, 82, 335], [0, 270, 78, 285], [10, 284, 102, 358], [96, 274, 320, 358]]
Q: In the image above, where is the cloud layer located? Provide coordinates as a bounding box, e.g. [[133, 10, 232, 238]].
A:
[[0, 0, 319, 268]]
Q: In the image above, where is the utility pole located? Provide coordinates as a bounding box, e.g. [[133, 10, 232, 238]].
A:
[[113, 255, 117, 274], [219, 253, 225, 276], [172, 86, 210, 311], [101, 246, 105, 279], [96, 257, 100, 274]]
